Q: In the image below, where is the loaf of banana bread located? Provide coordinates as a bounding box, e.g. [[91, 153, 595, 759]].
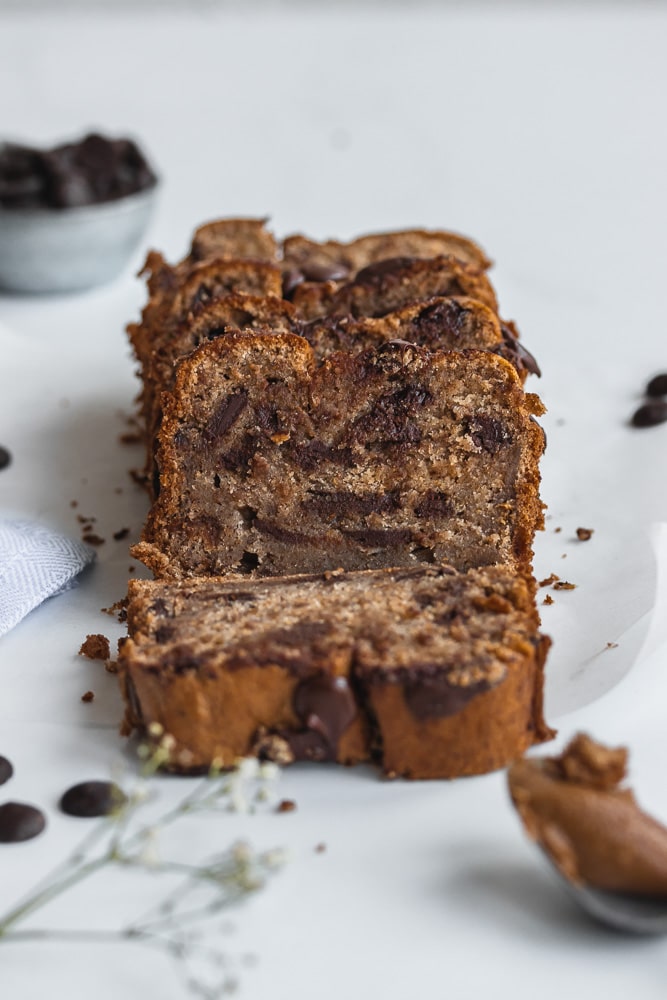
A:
[[133, 333, 545, 581], [119, 564, 552, 778]]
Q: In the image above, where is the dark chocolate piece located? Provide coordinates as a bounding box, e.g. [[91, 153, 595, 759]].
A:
[[403, 671, 493, 719], [631, 401, 667, 428], [282, 268, 305, 298], [646, 374, 667, 398], [290, 674, 357, 760], [0, 133, 156, 210], [0, 756, 13, 785], [0, 802, 46, 842], [203, 390, 249, 442], [299, 262, 350, 283], [59, 781, 128, 818]]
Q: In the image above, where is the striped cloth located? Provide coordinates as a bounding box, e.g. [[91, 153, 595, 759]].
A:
[[0, 519, 96, 637]]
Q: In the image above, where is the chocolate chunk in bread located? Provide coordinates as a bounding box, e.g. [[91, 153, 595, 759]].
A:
[[118, 565, 551, 777], [134, 333, 545, 580]]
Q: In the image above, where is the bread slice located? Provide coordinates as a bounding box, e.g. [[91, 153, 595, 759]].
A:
[[189, 217, 279, 264], [282, 227, 492, 281], [128, 217, 280, 396], [118, 565, 552, 778], [133, 333, 545, 581], [290, 256, 498, 320]]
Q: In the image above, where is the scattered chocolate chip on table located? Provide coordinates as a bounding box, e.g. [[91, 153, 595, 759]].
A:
[[59, 781, 128, 818], [0, 802, 46, 843], [0, 756, 14, 786]]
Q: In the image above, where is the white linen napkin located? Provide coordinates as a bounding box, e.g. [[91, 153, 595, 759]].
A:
[[0, 518, 96, 637]]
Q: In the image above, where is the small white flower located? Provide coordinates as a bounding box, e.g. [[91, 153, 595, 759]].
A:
[[261, 848, 289, 870], [258, 761, 280, 783], [229, 786, 248, 814], [139, 827, 160, 867], [236, 758, 259, 782]]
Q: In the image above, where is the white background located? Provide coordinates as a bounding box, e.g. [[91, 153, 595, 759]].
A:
[[1, 4, 667, 998]]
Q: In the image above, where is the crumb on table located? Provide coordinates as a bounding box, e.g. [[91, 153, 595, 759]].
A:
[[276, 799, 297, 814], [78, 634, 110, 660]]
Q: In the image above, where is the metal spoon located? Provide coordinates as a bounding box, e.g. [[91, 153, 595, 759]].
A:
[[544, 854, 667, 935]]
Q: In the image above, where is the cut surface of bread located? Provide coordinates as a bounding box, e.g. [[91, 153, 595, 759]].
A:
[[134, 334, 545, 581], [119, 565, 552, 778]]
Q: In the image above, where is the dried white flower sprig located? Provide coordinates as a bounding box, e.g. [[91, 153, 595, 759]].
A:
[[0, 734, 286, 998]]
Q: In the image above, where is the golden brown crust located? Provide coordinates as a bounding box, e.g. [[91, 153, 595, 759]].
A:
[[282, 228, 492, 275]]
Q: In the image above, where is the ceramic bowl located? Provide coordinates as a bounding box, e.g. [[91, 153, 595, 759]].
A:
[[0, 182, 159, 294]]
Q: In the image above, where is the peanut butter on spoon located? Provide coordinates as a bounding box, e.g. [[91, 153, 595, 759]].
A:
[[508, 733, 667, 896]]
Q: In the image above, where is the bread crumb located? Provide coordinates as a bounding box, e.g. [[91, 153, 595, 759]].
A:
[[82, 532, 105, 546], [78, 634, 110, 660], [606, 641, 619, 650], [553, 580, 576, 591], [576, 527, 594, 541], [113, 527, 130, 541], [314, 843, 327, 853], [554, 526, 562, 533], [276, 799, 297, 814], [543, 594, 554, 606], [81, 691, 95, 703], [539, 573, 560, 587]]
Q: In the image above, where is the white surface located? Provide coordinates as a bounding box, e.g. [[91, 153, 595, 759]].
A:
[[1, 4, 667, 998]]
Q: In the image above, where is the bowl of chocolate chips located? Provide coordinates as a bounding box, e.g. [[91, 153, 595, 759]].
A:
[[0, 132, 159, 293]]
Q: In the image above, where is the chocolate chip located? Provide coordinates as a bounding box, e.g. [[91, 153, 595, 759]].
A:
[[59, 781, 127, 818], [467, 414, 512, 453], [113, 527, 130, 541], [303, 489, 401, 519], [0, 756, 13, 785], [253, 518, 313, 545], [292, 673, 357, 760], [414, 490, 454, 519], [282, 268, 305, 298], [341, 527, 412, 547], [0, 802, 46, 842], [631, 401, 667, 428], [402, 669, 494, 720], [0, 446, 11, 470], [299, 262, 349, 283], [204, 390, 249, 442], [646, 373, 667, 397]]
